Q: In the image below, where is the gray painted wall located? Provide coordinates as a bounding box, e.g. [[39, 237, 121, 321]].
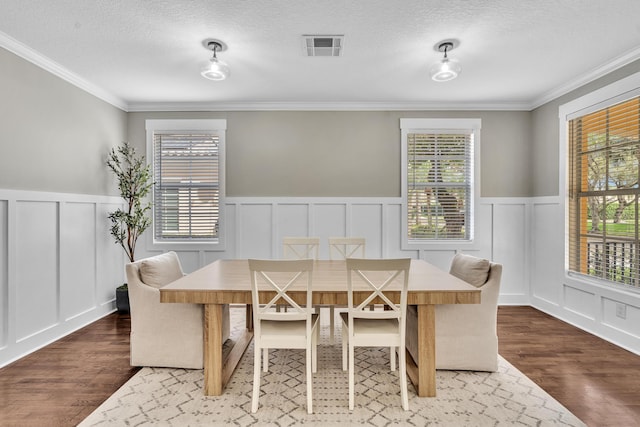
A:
[[129, 110, 532, 198], [0, 48, 127, 195], [9, 39, 640, 200], [531, 59, 640, 197]]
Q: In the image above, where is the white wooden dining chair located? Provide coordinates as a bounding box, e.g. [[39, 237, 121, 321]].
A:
[[248, 258, 320, 414], [326, 237, 366, 341], [283, 237, 320, 260], [340, 257, 411, 411]]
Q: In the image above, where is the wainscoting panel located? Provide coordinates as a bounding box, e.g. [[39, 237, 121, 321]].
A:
[[15, 200, 59, 342], [174, 251, 203, 277], [60, 202, 97, 321], [0, 190, 124, 368], [421, 250, 458, 272], [0, 200, 7, 349], [10, 192, 640, 364], [312, 203, 347, 257], [492, 202, 528, 304], [96, 202, 127, 306], [530, 202, 563, 307], [601, 297, 640, 339], [530, 197, 640, 355], [238, 203, 273, 259], [350, 203, 383, 258], [384, 203, 417, 259], [275, 203, 310, 253], [563, 284, 597, 321], [473, 202, 494, 259]]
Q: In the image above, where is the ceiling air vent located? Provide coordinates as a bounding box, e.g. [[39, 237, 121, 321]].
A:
[[302, 35, 344, 57]]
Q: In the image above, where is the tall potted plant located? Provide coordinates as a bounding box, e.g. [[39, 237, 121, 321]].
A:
[[107, 142, 153, 312]]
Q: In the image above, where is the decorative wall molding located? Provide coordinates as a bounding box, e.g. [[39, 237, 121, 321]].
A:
[[529, 197, 640, 355], [3, 191, 638, 366], [126, 100, 532, 112], [530, 45, 640, 110], [0, 189, 124, 367], [5, 28, 639, 114], [0, 31, 128, 111]]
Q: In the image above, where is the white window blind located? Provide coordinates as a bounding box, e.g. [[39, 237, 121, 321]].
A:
[[153, 132, 220, 241], [406, 131, 473, 240], [568, 96, 640, 288]]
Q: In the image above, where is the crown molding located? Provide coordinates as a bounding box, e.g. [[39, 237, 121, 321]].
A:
[[530, 45, 640, 110], [3, 28, 638, 114], [0, 31, 128, 111], [126, 100, 532, 112]]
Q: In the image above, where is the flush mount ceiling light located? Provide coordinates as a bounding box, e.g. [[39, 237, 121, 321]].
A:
[[429, 41, 461, 82], [200, 39, 229, 81]]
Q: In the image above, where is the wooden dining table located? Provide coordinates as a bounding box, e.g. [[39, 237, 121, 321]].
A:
[[160, 258, 480, 398]]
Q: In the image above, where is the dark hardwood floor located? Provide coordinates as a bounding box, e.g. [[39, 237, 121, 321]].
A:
[[0, 314, 140, 427], [497, 306, 640, 427], [1, 306, 639, 426]]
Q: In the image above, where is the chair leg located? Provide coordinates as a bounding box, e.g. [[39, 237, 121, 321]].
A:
[[341, 322, 348, 371], [252, 343, 261, 413], [329, 306, 335, 342], [306, 342, 313, 414], [390, 346, 396, 371], [263, 348, 269, 372], [399, 345, 409, 411], [348, 342, 355, 411], [312, 324, 318, 373]]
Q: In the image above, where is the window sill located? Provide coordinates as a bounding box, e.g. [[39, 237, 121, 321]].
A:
[[148, 239, 226, 252], [565, 271, 640, 296], [402, 239, 478, 251]]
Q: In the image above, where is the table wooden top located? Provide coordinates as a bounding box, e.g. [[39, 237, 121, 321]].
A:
[[160, 259, 480, 306]]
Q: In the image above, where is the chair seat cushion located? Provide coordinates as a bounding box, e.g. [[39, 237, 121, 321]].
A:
[[340, 312, 399, 336], [259, 314, 319, 349], [260, 314, 319, 337], [449, 253, 490, 287], [139, 251, 184, 288]]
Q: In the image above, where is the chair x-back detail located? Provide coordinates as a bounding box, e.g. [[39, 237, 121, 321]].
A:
[[340, 257, 411, 411], [328, 237, 365, 260], [280, 237, 320, 313], [283, 237, 320, 260], [248, 259, 319, 414]]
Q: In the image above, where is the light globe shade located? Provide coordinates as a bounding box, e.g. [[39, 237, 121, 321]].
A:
[[430, 58, 461, 82], [201, 57, 230, 81]]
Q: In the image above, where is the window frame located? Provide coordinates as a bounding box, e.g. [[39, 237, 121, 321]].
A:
[[145, 119, 227, 251], [560, 71, 640, 291], [400, 118, 481, 250]]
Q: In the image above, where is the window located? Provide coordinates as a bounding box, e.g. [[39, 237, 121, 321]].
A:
[[146, 120, 226, 246], [568, 96, 640, 287], [401, 118, 480, 247]]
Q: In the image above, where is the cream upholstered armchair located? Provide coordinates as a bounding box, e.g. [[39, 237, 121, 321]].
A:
[[126, 251, 230, 369], [407, 253, 502, 372]]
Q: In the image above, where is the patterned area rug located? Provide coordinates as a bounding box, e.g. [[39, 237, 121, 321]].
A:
[[80, 307, 585, 426]]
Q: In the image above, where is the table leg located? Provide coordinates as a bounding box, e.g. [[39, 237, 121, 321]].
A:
[[203, 304, 254, 396], [246, 304, 253, 331], [203, 304, 223, 396], [417, 304, 436, 397]]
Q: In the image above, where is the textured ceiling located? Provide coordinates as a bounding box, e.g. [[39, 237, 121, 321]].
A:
[[1, 0, 640, 111]]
